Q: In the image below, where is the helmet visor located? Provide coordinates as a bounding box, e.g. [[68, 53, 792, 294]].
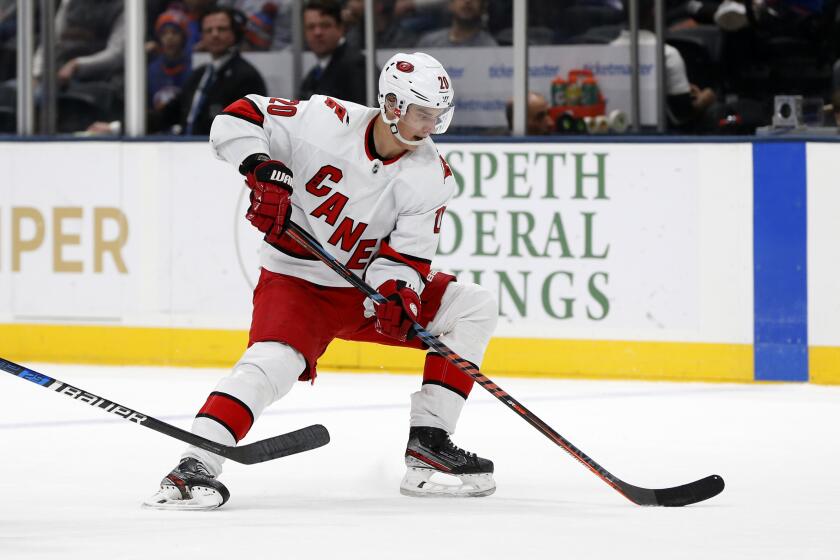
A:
[[403, 104, 454, 135]]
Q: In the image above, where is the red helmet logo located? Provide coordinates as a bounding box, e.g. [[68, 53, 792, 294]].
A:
[[396, 61, 414, 73]]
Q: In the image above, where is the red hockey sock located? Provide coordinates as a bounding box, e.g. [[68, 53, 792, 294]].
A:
[[422, 353, 475, 399], [196, 392, 255, 443]]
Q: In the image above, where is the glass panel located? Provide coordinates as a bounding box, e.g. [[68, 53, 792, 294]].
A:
[[375, 0, 513, 135], [43, 0, 126, 134], [526, 0, 633, 136], [0, 0, 16, 133]]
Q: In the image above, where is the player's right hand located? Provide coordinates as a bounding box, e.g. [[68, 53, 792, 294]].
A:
[[244, 159, 294, 244], [374, 280, 422, 342]]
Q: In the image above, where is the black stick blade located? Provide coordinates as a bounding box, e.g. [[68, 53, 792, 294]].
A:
[[228, 424, 330, 464], [653, 474, 725, 507], [618, 475, 725, 506]]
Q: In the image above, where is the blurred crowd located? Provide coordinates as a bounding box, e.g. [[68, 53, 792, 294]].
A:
[[0, 0, 839, 135]]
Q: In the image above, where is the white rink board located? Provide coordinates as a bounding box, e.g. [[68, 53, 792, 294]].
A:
[[435, 143, 753, 343], [806, 143, 840, 346], [0, 142, 259, 330], [0, 141, 753, 346]]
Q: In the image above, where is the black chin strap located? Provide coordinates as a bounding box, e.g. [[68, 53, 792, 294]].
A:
[[367, 118, 388, 161]]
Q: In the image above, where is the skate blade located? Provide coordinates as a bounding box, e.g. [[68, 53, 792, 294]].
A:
[[142, 485, 225, 511], [400, 467, 496, 498]]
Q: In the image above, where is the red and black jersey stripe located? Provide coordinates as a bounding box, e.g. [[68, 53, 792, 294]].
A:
[[439, 154, 452, 180], [370, 240, 432, 279], [269, 233, 318, 261], [196, 391, 255, 442], [222, 97, 265, 127], [364, 115, 407, 164], [422, 352, 475, 399]]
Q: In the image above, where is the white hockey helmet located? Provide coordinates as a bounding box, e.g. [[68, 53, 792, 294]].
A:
[[378, 52, 454, 145]]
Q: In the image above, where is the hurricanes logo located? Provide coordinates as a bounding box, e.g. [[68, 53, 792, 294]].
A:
[[396, 61, 414, 73]]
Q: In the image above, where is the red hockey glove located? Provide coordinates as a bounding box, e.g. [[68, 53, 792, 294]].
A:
[[244, 158, 293, 244], [374, 279, 422, 342]]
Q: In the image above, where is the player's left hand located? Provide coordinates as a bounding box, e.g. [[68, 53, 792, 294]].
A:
[[374, 280, 421, 341]]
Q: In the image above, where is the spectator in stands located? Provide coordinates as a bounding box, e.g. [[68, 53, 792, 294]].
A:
[[416, 0, 498, 47], [613, 0, 717, 132], [152, 6, 265, 133], [145, 1, 172, 34], [700, 0, 825, 33], [184, 0, 217, 52], [484, 0, 589, 43], [298, 0, 366, 105], [34, 0, 125, 85], [667, 0, 721, 30], [220, 0, 293, 50], [390, 0, 449, 35], [342, 0, 364, 45], [832, 90, 840, 126], [343, 0, 420, 50], [88, 7, 266, 135], [0, 0, 14, 44], [712, 0, 749, 31], [144, 1, 179, 58], [148, 9, 192, 111], [504, 92, 555, 135]]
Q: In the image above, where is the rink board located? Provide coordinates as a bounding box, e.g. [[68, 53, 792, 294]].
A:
[[0, 139, 837, 383], [806, 143, 840, 384], [0, 323, 752, 383]]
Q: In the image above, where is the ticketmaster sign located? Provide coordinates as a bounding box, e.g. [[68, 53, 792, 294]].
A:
[[379, 46, 658, 128], [211, 45, 658, 130]]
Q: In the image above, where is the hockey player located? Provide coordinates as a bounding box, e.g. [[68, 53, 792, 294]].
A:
[[144, 52, 499, 510]]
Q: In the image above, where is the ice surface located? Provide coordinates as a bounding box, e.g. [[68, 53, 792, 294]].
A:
[[1, 364, 838, 560]]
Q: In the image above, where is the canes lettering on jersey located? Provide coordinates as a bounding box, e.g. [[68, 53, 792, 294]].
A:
[[302, 164, 376, 269], [305, 165, 343, 197]]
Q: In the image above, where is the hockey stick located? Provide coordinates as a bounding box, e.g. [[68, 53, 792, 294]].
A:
[[282, 221, 724, 506], [0, 357, 329, 465]]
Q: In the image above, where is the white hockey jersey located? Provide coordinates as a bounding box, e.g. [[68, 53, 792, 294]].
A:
[[210, 94, 456, 294]]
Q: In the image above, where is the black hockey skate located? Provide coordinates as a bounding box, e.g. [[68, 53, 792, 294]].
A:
[[143, 457, 230, 510], [400, 426, 495, 497]]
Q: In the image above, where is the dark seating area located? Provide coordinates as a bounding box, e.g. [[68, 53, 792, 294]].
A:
[[555, 5, 627, 44], [1, 0, 838, 136], [0, 45, 14, 82], [666, 26, 723, 90]]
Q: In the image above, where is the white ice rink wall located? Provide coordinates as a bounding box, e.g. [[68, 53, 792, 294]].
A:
[[0, 139, 837, 384]]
